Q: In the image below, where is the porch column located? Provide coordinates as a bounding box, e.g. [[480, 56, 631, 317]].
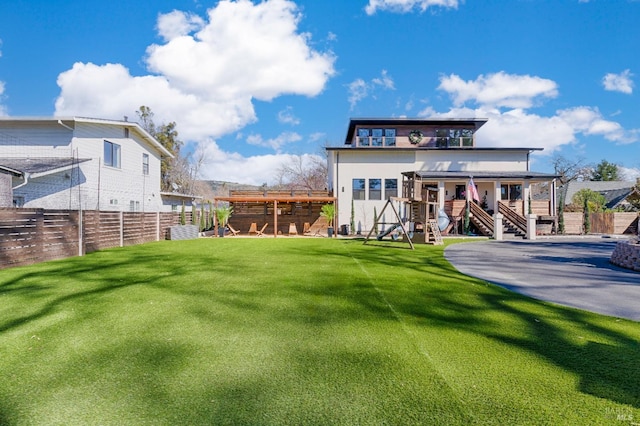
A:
[[437, 181, 446, 211], [523, 180, 531, 214], [526, 214, 537, 240], [493, 213, 503, 241], [493, 180, 501, 213], [273, 200, 278, 238]]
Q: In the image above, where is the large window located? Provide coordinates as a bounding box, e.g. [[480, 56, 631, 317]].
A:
[[142, 153, 149, 175], [104, 140, 121, 168], [501, 184, 522, 201], [384, 129, 396, 146], [353, 178, 366, 200], [369, 179, 382, 200], [357, 129, 370, 146], [356, 128, 396, 147], [385, 179, 397, 199], [436, 129, 473, 148]]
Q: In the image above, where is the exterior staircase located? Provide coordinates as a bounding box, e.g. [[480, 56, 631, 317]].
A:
[[469, 202, 494, 237], [498, 202, 527, 239]]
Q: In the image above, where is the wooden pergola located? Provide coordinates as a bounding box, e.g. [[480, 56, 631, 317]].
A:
[[214, 192, 336, 237]]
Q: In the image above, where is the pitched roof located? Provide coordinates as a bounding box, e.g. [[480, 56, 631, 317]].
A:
[[0, 157, 91, 178], [563, 180, 635, 205]]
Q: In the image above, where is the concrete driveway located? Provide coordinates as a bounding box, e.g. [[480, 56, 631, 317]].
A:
[[444, 237, 640, 321]]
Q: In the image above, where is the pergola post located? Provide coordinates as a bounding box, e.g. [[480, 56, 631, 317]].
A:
[[273, 200, 278, 238]]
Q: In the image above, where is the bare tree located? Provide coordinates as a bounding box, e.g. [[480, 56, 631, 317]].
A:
[[275, 154, 327, 191], [551, 154, 592, 186]]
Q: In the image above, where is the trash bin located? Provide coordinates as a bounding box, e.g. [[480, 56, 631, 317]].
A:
[[340, 224, 349, 235]]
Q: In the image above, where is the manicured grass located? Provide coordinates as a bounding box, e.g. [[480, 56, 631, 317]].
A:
[[0, 238, 638, 425]]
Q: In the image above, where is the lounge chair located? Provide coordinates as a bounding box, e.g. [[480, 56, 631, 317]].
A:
[[256, 223, 268, 236], [227, 224, 240, 236]]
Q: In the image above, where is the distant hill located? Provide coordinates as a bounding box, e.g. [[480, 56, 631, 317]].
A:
[[200, 180, 262, 197]]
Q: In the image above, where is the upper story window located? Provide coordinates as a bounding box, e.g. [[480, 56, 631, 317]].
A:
[[358, 129, 370, 146], [142, 153, 149, 175], [384, 129, 396, 146], [104, 140, 121, 168], [371, 129, 383, 146], [436, 129, 474, 148], [357, 128, 397, 147]]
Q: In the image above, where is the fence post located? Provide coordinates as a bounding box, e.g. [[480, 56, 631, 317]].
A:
[[78, 208, 83, 257], [120, 211, 124, 247], [156, 211, 160, 241]]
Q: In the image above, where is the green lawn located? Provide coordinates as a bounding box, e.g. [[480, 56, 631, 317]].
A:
[[0, 238, 638, 425]]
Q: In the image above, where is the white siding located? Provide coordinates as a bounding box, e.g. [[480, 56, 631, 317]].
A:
[[1, 119, 165, 212]]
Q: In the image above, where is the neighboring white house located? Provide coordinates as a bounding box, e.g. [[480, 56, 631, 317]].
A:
[[0, 117, 173, 211], [327, 118, 559, 237]]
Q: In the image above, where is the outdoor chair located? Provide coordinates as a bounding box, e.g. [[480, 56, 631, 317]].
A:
[[288, 223, 298, 236], [227, 224, 241, 236], [248, 222, 258, 235], [303, 222, 311, 234], [256, 223, 268, 236]]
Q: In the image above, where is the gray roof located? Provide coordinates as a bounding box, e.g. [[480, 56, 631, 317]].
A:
[[406, 170, 560, 181], [0, 157, 91, 177], [563, 180, 635, 205]]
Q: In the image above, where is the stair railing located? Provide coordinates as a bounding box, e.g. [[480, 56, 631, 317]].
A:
[[469, 202, 494, 236], [498, 201, 527, 234]]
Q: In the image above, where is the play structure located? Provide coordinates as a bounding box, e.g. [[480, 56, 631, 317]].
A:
[[363, 194, 448, 249]]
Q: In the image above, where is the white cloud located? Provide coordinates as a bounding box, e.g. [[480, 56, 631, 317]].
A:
[[54, 0, 336, 141], [195, 140, 321, 186], [602, 69, 634, 94], [619, 166, 640, 182], [438, 71, 558, 108], [246, 131, 301, 152], [347, 70, 395, 109], [156, 10, 205, 41], [277, 107, 300, 125], [365, 0, 459, 15], [421, 71, 639, 156]]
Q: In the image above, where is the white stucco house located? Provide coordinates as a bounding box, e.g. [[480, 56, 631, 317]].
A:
[[0, 117, 173, 211], [327, 118, 559, 239]]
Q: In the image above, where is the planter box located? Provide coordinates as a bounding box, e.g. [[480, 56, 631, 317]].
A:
[[167, 225, 199, 240]]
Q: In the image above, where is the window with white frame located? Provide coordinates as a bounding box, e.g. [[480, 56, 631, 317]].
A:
[[104, 140, 121, 168], [384, 129, 396, 146], [142, 153, 149, 175], [371, 129, 383, 146], [357, 128, 370, 146], [352, 178, 365, 200]]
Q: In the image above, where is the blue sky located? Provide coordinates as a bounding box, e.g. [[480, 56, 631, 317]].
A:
[[1, 0, 638, 185]]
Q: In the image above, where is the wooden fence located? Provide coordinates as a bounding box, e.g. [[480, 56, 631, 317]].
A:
[[0, 208, 186, 269], [562, 212, 638, 235]]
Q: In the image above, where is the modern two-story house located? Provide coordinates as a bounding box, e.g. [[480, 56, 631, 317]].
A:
[[0, 117, 173, 211], [327, 118, 559, 240]]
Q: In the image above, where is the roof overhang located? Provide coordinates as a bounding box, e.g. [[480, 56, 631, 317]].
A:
[[0, 116, 174, 159], [345, 117, 488, 144], [0, 157, 91, 178], [403, 170, 560, 181], [216, 196, 336, 203]]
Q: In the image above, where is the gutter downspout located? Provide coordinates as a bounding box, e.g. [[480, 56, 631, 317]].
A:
[[57, 120, 74, 132], [12, 172, 30, 190]]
